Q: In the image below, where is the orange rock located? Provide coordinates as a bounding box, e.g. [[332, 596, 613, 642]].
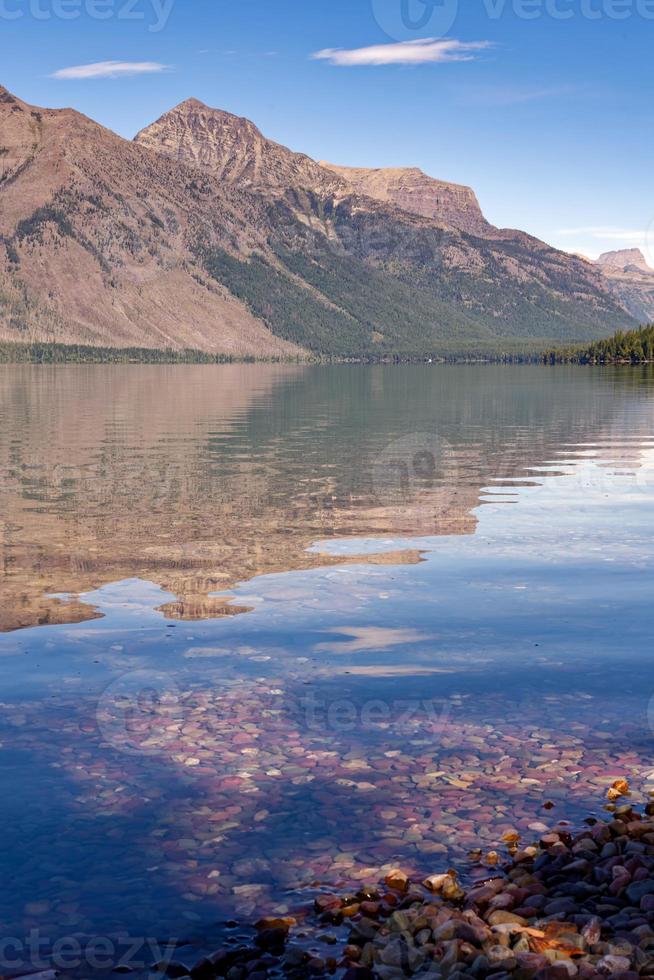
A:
[[340, 904, 361, 918], [609, 778, 630, 799], [255, 916, 296, 932], [384, 869, 409, 892]]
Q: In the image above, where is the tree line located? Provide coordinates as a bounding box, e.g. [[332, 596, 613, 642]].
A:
[[544, 324, 654, 364]]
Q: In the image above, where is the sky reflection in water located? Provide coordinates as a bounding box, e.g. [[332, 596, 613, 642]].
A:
[[1, 364, 654, 947]]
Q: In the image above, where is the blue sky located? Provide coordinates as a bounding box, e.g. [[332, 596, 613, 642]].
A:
[[1, 0, 652, 260]]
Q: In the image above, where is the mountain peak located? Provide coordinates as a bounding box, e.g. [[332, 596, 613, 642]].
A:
[[135, 98, 341, 195], [597, 248, 652, 274], [175, 97, 208, 110], [140, 98, 257, 131], [167, 97, 249, 120]]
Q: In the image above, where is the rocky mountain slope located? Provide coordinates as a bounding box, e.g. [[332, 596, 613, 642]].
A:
[[0, 86, 301, 356], [319, 162, 490, 235], [598, 248, 652, 273], [595, 249, 654, 323], [134, 99, 638, 350], [135, 99, 344, 198], [0, 85, 637, 357]]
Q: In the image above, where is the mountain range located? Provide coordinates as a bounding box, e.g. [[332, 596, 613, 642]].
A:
[[594, 249, 654, 324], [0, 84, 647, 358]]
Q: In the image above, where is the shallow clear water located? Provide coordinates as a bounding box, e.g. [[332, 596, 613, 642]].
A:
[[2, 363, 654, 960]]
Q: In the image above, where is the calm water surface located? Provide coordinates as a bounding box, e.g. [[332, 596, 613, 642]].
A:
[[1, 364, 654, 954]]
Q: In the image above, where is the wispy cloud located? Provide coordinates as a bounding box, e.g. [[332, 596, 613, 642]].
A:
[[50, 61, 170, 80], [554, 226, 654, 263], [557, 226, 649, 244], [457, 83, 577, 107], [312, 38, 492, 68]]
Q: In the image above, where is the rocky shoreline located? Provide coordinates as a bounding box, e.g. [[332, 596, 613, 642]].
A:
[[165, 788, 654, 980]]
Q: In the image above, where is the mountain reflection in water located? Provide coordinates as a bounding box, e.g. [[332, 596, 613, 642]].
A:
[[1, 363, 648, 633]]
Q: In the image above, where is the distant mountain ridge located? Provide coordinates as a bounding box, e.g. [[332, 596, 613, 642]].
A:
[[0, 85, 638, 357], [598, 248, 652, 273], [594, 249, 654, 323]]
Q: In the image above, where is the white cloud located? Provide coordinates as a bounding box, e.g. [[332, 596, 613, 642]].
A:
[[50, 61, 170, 80], [552, 225, 654, 264], [312, 38, 492, 68], [557, 226, 648, 243]]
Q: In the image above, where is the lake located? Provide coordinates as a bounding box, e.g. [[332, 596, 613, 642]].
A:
[[1, 363, 654, 964]]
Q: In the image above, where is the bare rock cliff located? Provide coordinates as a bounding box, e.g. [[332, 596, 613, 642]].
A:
[[320, 163, 490, 236], [597, 249, 653, 274]]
